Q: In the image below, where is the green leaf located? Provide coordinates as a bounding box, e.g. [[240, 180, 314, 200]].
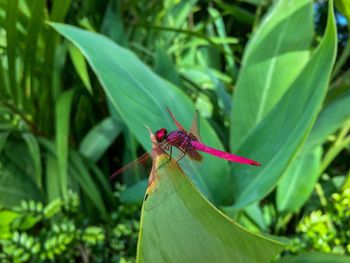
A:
[[276, 147, 322, 213], [101, 0, 127, 45], [137, 133, 284, 263], [216, 2, 255, 25], [79, 117, 122, 162], [154, 44, 183, 87], [0, 164, 42, 207], [45, 154, 61, 201], [69, 151, 108, 219], [5, 0, 19, 103], [55, 89, 76, 199], [21, 0, 44, 91], [68, 43, 92, 94], [305, 89, 350, 152], [0, 132, 9, 154], [2, 137, 39, 186], [22, 133, 42, 188], [243, 202, 268, 231], [237, 0, 263, 5], [50, 22, 231, 205], [0, 210, 20, 226], [86, 161, 117, 208], [277, 252, 350, 263], [230, 0, 313, 151], [229, 0, 337, 208], [120, 179, 148, 204], [208, 7, 237, 76], [276, 82, 350, 213]]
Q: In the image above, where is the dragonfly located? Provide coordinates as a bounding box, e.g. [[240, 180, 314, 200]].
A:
[[110, 108, 260, 181]]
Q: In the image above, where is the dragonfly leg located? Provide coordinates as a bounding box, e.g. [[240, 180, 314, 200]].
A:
[[157, 146, 172, 170], [176, 152, 186, 162], [175, 145, 188, 162]]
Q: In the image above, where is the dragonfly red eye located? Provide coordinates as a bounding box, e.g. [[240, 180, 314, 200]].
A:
[[155, 128, 167, 142]]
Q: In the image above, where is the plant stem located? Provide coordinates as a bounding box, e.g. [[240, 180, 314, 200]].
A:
[[315, 183, 328, 207], [319, 121, 350, 176]]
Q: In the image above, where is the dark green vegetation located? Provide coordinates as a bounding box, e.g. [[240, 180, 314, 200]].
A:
[[0, 0, 350, 262]]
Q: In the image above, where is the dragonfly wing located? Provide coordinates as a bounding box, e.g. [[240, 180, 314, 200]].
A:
[[109, 152, 151, 180], [190, 140, 261, 166], [166, 107, 186, 131], [189, 110, 202, 142], [186, 148, 203, 162]]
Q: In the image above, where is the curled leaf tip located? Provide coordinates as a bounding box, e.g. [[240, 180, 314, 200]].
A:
[[144, 124, 170, 191], [144, 124, 154, 141]]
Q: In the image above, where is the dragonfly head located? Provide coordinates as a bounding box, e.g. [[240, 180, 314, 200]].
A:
[[155, 128, 168, 143]]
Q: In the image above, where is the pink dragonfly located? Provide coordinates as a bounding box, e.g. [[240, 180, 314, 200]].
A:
[[110, 108, 260, 180]]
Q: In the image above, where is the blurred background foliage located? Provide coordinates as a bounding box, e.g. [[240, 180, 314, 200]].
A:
[[0, 0, 349, 262]]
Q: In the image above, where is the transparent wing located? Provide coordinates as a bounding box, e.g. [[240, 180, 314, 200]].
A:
[[166, 107, 185, 131], [189, 110, 202, 142], [109, 152, 151, 180]]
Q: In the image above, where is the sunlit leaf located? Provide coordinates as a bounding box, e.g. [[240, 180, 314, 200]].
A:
[[228, 0, 337, 208], [231, 0, 313, 151]]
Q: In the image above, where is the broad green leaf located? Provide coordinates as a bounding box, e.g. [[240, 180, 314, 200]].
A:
[[22, 132, 42, 188], [276, 85, 350, 213], [276, 147, 322, 213], [230, 0, 313, 151], [277, 252, 350, 263], [137, 132, 284, 263], [55, 89, 76, 199], [79, 117, 122, 162], [229, 0, 337, 208], [68, 43, 92, 94], [305, 89, 350, 152], [50, 23, 231, 205]]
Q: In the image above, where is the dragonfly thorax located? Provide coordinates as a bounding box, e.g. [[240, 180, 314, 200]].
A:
[[155, 128, 168, 143]]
